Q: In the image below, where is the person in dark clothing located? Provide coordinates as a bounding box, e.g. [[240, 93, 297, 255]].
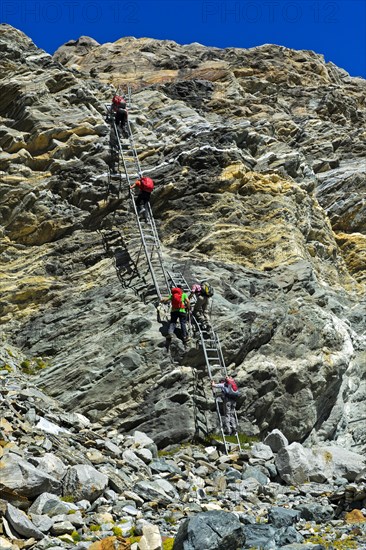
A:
[[111, 95, 128, 137], [115, 107, 128, 135]]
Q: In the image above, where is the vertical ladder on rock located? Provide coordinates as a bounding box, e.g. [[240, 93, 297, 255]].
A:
[[105, 91, 241, 454], [106, 92, 170, 300], [167, 270, 242, 453]]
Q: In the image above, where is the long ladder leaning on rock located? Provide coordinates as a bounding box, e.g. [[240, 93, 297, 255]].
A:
[[105, 87, 170, 299], [166, 270, 242, 454], [106, 88, 241, 454]]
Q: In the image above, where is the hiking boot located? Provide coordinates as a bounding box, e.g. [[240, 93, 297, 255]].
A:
[[166, 333, 173, 339]]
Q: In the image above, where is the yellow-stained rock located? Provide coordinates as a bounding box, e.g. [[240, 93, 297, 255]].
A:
[[335, 232, 366, 283], [345, 509, 366, 523], [88, 537, 129, 550]]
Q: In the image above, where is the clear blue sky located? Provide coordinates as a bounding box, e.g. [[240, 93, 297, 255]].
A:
[[1, 0, 365, 78]]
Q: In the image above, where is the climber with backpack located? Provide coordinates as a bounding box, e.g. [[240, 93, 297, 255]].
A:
[[212, 375, 240, 435], [130, 176, 155, 222], [160, 285, 190, 343], [189, 281, 214, 331], [111, 94, 128, 137]]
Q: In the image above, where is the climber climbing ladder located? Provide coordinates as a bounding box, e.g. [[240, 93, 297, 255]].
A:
[[106, 90, 241, 454], [167, 271, 242, 453], [106, 93, 170, 299]]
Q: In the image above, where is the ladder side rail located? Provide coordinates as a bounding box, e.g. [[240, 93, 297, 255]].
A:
[[110, 112, 163, 299], [130, 193, 163, 300], [109, 111, 161, 296], [126, 86, 143, 177], [145, 204, 171, 291], [136, 212, 169, 296], [127, 129, 143, 178], [192, 319, 218, 381], [127, 85, 132, 109], [112, 120, 134, 189], [212, 389, 229, 454], [111, 95, 168, 298], [193, 318, 235, 452], [212, 331, 228, 376], [213, 332, 242, 451], [166, 272, 235, 453], [107, 102, 134, 185]]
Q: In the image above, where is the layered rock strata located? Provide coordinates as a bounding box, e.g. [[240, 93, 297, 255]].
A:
[[0, 25, 365, 455]]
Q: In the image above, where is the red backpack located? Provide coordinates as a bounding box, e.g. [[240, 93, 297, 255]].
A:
[[112, 95, 126, 108], [139, 177, 154, 193], [171, 287, 184, 310], [226, 376, 238, 391]]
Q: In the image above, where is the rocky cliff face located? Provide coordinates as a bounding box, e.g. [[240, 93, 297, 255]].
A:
[[1, 25, 365, 456]]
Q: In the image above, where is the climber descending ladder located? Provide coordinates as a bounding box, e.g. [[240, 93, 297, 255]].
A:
[[106, 90, 170, 300], [167, 270, 242, 454]]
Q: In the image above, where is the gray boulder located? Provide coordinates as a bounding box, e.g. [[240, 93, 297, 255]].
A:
[[275, 442, 312, 485], [29, 514, 54, 533], [315, 445, 366, 481], [173, 510, 244, 550], [0, 455, 61, 497], [276, 527, 304, 546], [29, 493, 78, 517], [242, 524, 277, 549], [268, 507, 301, 528], [122, 449, 152, 475], [150, 458, 182, 475], [264, 429, 289, 453], [5, 503, 44, 540], [275, 442, 366, 484], [133, 480, 176, 505], [51, 521, 75, 535], [242, 465, 269, 485], [296, 503, 334, 523], [30, 453, 67, 480], [251, 442, 274, 461], [62, 464, 108, 502]]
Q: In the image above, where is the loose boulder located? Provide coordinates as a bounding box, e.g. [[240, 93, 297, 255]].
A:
[[62, 464, 108, 502], [5, 503, 43, 540], [264, 429, 289, 453], [0, 455, 61, 497], [275, 442, 366, 485], [173, 510, 244, 550]]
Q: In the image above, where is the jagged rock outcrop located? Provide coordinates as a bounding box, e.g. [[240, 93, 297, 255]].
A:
[[0, 24, 365, 458]]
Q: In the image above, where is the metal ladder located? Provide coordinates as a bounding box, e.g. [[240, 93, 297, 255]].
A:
[[106, 91, 241, 454], [167, 270, 242, 453], [106, 92, 170, 300]]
